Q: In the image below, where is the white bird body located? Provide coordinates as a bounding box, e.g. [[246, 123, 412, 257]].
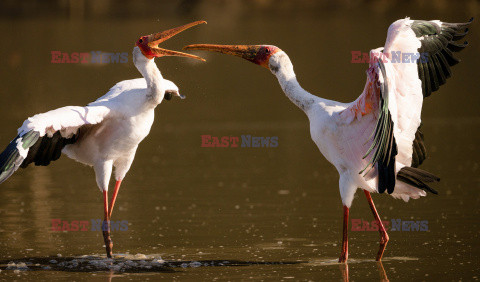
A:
[[0, 20, 207, 258], [269, 47, 425, 207], [14, 47, 174, 191], [183, 17, 472, 262]]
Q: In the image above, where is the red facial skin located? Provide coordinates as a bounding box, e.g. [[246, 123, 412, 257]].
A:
[[249, 45, 280, 68], [136, 36, 155, 59]]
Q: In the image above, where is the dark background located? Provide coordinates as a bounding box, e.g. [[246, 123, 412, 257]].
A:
[[0, 0, 478, 280]]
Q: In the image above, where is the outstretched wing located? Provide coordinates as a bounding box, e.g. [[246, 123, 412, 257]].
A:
[[410, 19, 472, 98], [382, 18, 472, 169], [0, 105, 110, 184], [341, 17, 472, 194]]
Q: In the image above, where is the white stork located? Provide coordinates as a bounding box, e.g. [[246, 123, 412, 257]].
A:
[[0, 20, 206, 258], [184, 17, 472, 262]]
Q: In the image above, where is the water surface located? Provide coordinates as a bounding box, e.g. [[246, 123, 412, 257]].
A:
[[0, 1, 478, 280]]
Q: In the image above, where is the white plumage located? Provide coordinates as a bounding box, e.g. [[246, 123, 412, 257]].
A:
[[0, 20, 207, 258], [14, 48, 179, 192], [183, 17, 472, 262]]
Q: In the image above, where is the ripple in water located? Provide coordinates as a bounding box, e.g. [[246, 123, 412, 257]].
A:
[[0, 254, 304, 273]]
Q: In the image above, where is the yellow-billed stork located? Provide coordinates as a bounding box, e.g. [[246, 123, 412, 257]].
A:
[[184, 17, 473, 262], [0, 20, 206, 258]]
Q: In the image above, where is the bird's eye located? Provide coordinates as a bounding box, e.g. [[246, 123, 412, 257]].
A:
[[265, 48, 270, 54], [138, 39, 143, 43]]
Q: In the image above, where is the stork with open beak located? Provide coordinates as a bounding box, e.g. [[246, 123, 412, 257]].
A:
[[0, 21, 206, 258], [184, 18, 472, 262]]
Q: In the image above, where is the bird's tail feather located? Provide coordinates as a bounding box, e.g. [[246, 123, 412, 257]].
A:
[[396, 166, 440, 195]]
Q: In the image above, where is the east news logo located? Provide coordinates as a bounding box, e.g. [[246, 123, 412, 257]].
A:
[[201, 135, 278, 148], [352, 218, 428, 231], [51, 219, 128, 231], [51, 51, 128, 64]]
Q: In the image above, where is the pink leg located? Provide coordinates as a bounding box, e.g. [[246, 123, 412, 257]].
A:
[[338, 205, 349, 263], [102, 190, 113, 258], [364, 190, 389, 261], [108, 180, 122, 218]]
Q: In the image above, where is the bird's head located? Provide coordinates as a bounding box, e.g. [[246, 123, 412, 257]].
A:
[[135, 21, 207, 61], [163, 79, 184, 100], [183, 44, 282, 73]]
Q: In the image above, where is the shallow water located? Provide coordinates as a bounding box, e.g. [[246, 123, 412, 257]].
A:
[[0, 1, 479, 280]]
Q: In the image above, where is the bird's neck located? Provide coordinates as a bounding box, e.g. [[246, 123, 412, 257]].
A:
[[135, 55, 165, 105], [271, 53, 317, 113]]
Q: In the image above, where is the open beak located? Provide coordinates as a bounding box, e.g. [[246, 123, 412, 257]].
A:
[[183, 44, 279, 69], [137, 21, 207, 61]]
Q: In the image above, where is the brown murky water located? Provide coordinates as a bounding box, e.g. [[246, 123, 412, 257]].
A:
[[0, 1, 479, 280]]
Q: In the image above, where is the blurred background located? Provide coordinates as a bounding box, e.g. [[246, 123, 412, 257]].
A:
[[0, 0, 478, 280]]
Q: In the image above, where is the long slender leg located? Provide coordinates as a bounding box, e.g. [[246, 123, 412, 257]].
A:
[[364, 190, 389, 261], [338, 205, 349, 263], [108, 180, 123, 218], [103, 190, 113, 258]]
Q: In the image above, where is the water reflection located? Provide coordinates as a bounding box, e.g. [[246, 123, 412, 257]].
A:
[[339, 262, 390, 282], [376, 261, 389, 282], [0, 255, 304, 272], [339, 262, 349, 282], [0, 254, 395, 282]]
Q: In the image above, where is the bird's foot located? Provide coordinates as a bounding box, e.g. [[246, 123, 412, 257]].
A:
[[338, 252, 348, 263], [103, 229, 113, 258]]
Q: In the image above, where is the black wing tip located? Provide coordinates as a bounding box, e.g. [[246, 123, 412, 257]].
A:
[[0, 169, 15, 185], [412, 127, 428, 168], [416, 17, 471, 98], [0, 135, 25, 184], [0, 129, 73, 184], [378, 183, 387, 194], [397, 166, 440, 195], [427, 187, 439, 195], [23, 131, 76, 168]]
